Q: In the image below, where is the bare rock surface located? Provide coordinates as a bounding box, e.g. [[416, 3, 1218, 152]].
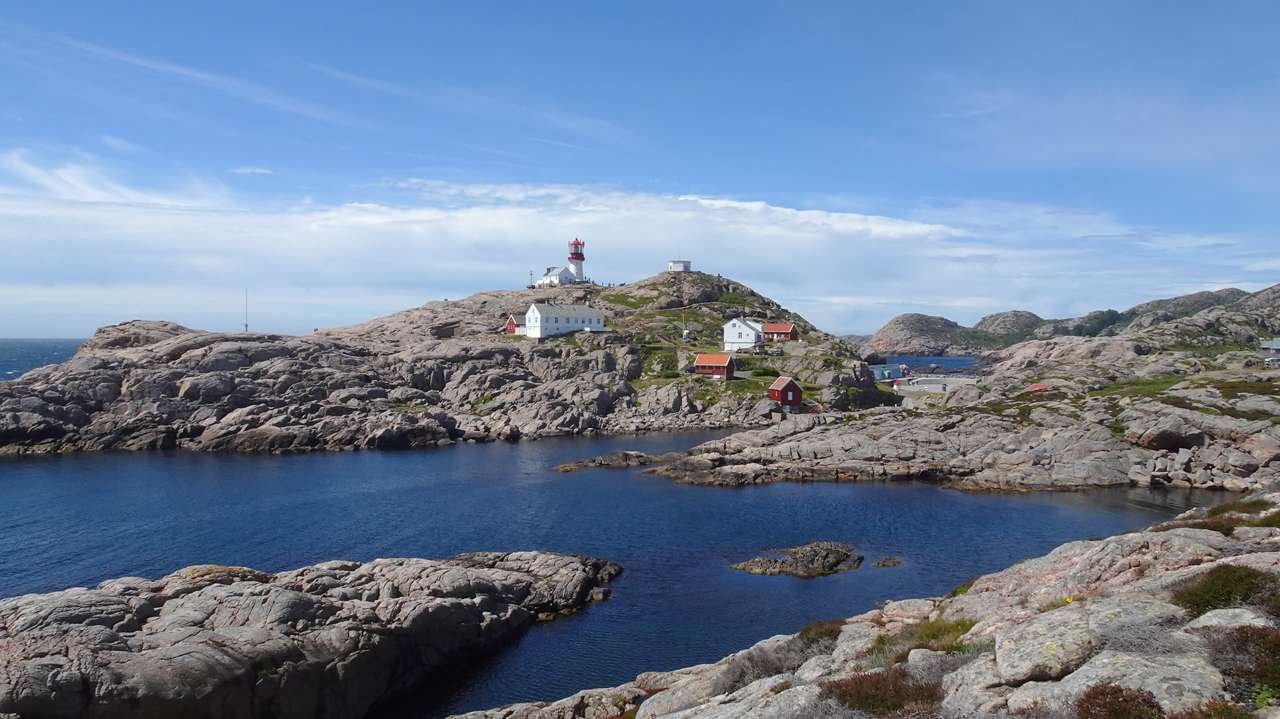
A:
[[0, 552, 620, 719], [732, 542, 864, 577]]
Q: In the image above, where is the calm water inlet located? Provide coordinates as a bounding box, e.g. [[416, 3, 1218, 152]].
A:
[[0, 432, 1220, 716]]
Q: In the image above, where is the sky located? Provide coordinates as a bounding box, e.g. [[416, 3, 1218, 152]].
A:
[[1, 2, 1278, 338]]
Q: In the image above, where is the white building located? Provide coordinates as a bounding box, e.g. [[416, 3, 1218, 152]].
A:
[[723, 318, 764, 351], [525, 303, 607, 338], [667, 259, 692, 272], [534, 238, 589, 287]]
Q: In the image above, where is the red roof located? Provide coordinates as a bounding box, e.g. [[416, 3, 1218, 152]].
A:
[[693, 353, 733, 367], [768, 376, 800, 392], [763, 322, 796, 334]]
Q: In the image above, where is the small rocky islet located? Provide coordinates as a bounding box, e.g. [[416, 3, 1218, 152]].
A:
[[2, 274, 1280, 718], [733, 541, 865, 578]]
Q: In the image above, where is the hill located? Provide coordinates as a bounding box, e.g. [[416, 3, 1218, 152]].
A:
[[864, 284, 1269, 355], [0, 272, 877, 456]]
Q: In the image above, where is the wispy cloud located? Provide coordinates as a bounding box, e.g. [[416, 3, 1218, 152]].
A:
[[1, 22, 354, 125], [99, 135, 144, 154], [0, 150, 1273, 336], [304, 60, 631, 143], [230, 166, 274, 176]]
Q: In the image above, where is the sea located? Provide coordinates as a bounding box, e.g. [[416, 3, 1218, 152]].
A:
[[0, 339, 1220, 715], [0, 338, 84, 379]]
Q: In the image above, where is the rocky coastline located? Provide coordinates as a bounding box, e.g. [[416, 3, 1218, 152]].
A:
[[455, 494, 1280, 719], [0, 551, 620, 719]]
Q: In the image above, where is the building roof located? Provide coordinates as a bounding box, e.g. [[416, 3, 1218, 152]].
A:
[[763, 322, 796, 334], [768, 376, 800, 392], [725, 318, 764, 332], [1263, 338, 1280, 349], [694, 353, 734, 366], [528, 303, 605, 319]]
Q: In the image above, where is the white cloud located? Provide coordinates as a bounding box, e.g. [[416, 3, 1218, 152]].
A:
[[230, 166, 274, 176], [0, 151, 1273, 337]]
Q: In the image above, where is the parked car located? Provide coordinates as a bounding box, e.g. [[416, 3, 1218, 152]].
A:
[[1267, 357, 1280, 368]]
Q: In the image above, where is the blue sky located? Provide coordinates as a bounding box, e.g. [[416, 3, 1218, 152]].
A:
[[1, 2, 1278, 337]]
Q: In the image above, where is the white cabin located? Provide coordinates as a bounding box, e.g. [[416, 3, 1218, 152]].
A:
[[534, 266, 578, 288], [525, 303, 607, 338], [667, 259, 692, 272], [723, 318, 764, 351]]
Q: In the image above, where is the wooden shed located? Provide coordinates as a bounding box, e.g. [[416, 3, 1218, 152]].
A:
[[762, 322, 798, 342], [767, 376, 804, 406], [692, 353, 735, 379]]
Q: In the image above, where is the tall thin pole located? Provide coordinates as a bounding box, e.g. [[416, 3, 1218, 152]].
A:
[[243, 288, 249, 332]]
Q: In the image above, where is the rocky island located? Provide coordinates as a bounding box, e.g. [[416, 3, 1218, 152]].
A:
[[0, 271, 875, 456], [0, 551, 620, 718], [733, 541, 865, 578]]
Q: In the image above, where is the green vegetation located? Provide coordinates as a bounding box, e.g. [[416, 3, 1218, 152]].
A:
[[1090, 374, 1185, 398], [1075, 683, 1164, 719], [862, 617, 978, 667], [1169, 565, 1280, 618], [1208, 627, 1280, 710], [1207, 499, 1276, 518], [798, 618, 847, 644], [716, 290, 755, 306], [752, 366, 780, 377], [388, 402, 430, 415], [819, 667, 942, 717], [1168, 700, 1256, 719], [1210, 379, 1280, 400], [599, 292, 652, 309], [947, 579, 975, 597], [1155, 503, 1280, 536], [469, 393, 495, 411]]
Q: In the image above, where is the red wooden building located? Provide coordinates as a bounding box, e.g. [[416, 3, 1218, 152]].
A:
[[503, 314, 525, 334], [762, 322, 798, 342], [692, 353, 735, 379], [767, 376, 804, 406]]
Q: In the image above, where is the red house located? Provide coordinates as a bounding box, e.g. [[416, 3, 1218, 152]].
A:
[[692, 353, 735, 379], [767, 376, 804, 406], [762, 322, 798, 342], [503, 314, 525, 335]]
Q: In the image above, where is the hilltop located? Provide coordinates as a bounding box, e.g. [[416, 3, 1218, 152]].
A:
[[862, 285, 1266, 356], [0, 271, 877, 456]]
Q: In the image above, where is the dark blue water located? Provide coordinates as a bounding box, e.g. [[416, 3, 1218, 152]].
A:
[[885, 355, 982, 371], [0, 338, 83, 379], [0, 433, 1219, 716]]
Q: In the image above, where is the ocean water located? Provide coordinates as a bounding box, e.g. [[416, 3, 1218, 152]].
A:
[[0, 433, 1220, 716], [883, 354, 982, 372], [0, 338, 83, 379]]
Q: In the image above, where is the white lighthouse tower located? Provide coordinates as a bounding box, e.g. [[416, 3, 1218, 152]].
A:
[[567, 238, 586, 282]]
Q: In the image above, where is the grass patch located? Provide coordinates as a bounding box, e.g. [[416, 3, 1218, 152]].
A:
[[716, 290, 755, 306], [599, 292, 652, 309], [1155, 507, 1280, 536], [863, 617, 978, 667], [1169, 700, 1255, 719], [388, 402, 430, 415], [1075, 683, 1164, 719], [1090, 374, 1185, 398], [1211, 379, 1280, 400], [819, 666, 942, 717], [469, 392, 494, 412], [1207, 499, 1276, 518], [1169, 565, 1280, 618]]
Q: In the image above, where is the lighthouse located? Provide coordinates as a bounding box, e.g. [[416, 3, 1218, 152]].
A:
[[567, 238, 585, 282]]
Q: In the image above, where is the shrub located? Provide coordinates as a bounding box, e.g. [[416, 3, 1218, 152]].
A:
[[1207, 499, 1275, 518], [754, 366, 780, 377], [947, 579, 975, 597], [1074, 683, 1164, 719], [1167, 700, 1253, 719], [799, 618, 846, 644], [820, 667, 942, 716], [1207, 626, 1280, 707], [1169, 565, 1280, 618], [863, 617, 978, 667]]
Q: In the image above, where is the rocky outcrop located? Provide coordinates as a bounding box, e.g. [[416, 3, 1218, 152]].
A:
[[455, 495, 1280, 719], [0, 552, 621, 719], [861, 313, 997, 356], [974, 310, 1044, 338], [2, 275, 848, 456], [732, 542, 864, 577]]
